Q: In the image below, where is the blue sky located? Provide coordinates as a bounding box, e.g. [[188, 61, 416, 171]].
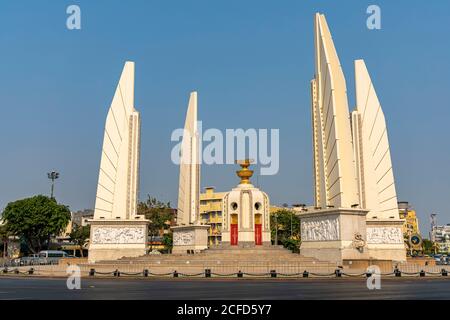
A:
[[0, 0, 449, 235]]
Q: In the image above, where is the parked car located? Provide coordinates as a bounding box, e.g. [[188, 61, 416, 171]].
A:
[[18, 254, 41, 266], [444, 256, 450, 265]]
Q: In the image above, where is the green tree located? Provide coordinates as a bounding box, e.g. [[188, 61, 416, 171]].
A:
[[162, 233, 173, 253], [137, 196, 174, 252], [422, 238, 434, 255], [2, 195, 71, 253], [0, 224, 10, 258], [69, 225, 90, 257], [282, 238, 300, 253], [270, 209, 301, 252]]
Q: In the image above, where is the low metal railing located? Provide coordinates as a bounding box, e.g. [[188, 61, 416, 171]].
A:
[[1, 265, 449, 279]]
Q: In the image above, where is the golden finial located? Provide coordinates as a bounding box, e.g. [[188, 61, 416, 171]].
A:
[[236, 159, 254, 184]]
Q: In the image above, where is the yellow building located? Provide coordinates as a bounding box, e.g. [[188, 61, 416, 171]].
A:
[[200, 187, 227, 246], [398, 202, 420, 236]]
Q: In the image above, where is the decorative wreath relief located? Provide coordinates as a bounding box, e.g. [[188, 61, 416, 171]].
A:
[[352, 232, 366, 252]]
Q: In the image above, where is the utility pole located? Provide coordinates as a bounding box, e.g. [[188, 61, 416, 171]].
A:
[[47, 171, 60, 199], [290, 212, 293, 238], [430, 214, 438, 242], [275, 212, 278, 245]]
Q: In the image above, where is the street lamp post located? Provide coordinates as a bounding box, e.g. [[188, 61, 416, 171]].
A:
[[47, 171, 59, 199]]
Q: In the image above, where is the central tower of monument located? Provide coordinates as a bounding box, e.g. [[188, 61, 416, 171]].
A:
[[222, 160, 271, 247]]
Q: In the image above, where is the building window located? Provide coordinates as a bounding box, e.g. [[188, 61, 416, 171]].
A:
[[231, 202, 238, 210]]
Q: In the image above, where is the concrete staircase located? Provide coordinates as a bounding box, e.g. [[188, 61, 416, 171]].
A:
[[89, 245, 338, 274]]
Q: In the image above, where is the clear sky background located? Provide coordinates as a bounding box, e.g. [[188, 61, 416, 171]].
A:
[[0, 0, 449, 235]]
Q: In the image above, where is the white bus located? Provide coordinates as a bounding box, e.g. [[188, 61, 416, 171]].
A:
[[38, 250, 71, 264]]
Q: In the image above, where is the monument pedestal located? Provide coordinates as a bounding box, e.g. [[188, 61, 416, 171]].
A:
[[299, 208, 369, 264], [88, 219, 149, 263], [171, 224, 210, 254], [366, 219, 406, 262]]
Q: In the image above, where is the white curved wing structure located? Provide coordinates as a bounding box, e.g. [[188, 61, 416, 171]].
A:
[[311, 13, 359, 209], [353, 59, 399, 219], [309, 13, 405, 262], [93, 61, 141, 220], [177, 92, 200, 225]]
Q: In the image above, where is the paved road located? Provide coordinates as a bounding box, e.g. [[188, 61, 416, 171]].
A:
[[0, 277, 449, 299]]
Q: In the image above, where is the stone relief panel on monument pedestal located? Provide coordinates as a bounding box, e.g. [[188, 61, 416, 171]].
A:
[[173, 230, 194, 246], [92, 227, 145, 244], [301, 216, 340, 241], [366, 227, 403, 244]]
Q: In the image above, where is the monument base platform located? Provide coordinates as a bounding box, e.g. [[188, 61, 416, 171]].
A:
[[171, 224, 210, 254], [299, 208, 407, 264], [342, 259, 394, 272], [84, 245, 338, 274], [299, 208, 370, 264], [88, 219, 149, 263]]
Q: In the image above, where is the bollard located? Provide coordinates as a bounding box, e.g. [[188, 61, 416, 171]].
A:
[[302, 270, 309, 278], [442, 269, 448, 277], [89, 268, 95, 277], [173, 271, 179, 278], [114, 269, 120, 277], [237, 270, 243, 278], [205, 269, 211, 278], [2, 268, 8, 274], [270, 270, 277, 278], [420, 270, 426, 277], [28, 268, 34, 275], [394, 268, 401, 277], [335, 269, 342, 277], [143, 269, 149, 277]]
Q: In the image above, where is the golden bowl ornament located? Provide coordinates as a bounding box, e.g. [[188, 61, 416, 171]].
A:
[[236, 159, 254, 184]]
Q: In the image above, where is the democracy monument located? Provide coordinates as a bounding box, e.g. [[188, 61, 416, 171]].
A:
[[87, 13, 407, 268]]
